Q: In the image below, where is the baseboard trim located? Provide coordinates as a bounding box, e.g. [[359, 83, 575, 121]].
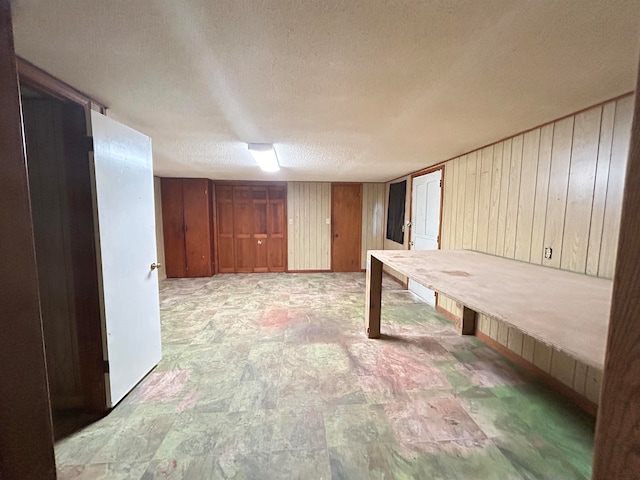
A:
[[475, 330, 598, 417], [435, 305, 456, 323], [286, 269, 332, 273]]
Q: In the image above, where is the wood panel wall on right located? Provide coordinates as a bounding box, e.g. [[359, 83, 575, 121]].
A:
[[439, 95, 634, 277], [437, 94, 634, 404]]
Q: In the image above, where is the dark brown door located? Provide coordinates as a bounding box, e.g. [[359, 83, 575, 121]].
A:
[[268, 186, 287, 272], [252, 187, 269, 272], [214, 182, 287, 273], [216, 185, 235, 273], [161, 178, 187, 277], [183, 179, 212, 277], [332, 183, 363, 272], [233, 186, 254, 272]]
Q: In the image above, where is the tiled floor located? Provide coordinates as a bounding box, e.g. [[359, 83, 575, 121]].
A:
[[56, 273, 595, 479]]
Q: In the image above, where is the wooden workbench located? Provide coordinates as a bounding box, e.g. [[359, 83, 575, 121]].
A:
[[365, 250, 613, 370]]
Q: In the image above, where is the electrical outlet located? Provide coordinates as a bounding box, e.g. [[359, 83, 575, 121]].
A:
[[544, 247, 552, 259]]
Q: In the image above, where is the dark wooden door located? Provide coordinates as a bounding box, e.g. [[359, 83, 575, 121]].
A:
[[183, 179, 213, 277], [161, 178, 213, 278], [214, 182, 287, 273], [216, 185, 235, 273], [252, 187, 269, 272], [233, 186, 254, 272], [161, 178, 187, 277], [268, 186, 287, 272], [332, 183, 362, 272]]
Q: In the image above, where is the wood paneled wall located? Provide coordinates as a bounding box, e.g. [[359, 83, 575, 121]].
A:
[[435, 95, 634, 404], [287, 182, 385, 271], [23, 98, 82, 409], [153, 177, 167, 281], [361, 184, 385, 269], [287, 182, 332, 271]]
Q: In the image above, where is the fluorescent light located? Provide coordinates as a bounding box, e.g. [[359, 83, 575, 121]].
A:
[[248, 143, 280, 172]]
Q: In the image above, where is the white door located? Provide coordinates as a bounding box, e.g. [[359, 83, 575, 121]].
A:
[[90, 111, 162, 407], [409, 170, 442, 306]]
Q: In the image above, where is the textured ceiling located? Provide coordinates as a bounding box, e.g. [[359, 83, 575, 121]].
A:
[[11, 0, 640, 182]]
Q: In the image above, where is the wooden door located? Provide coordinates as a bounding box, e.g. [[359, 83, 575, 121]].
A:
[[268, 186, 287, 272], [183, 179, 213, 277], [332, 183, 363, 272], [90, 110, 162, 407], [233, 186, 254, 272], [216, 185, 235, 273], [252, 187, 269, 272], [161, 178, 186, 278], [409, 170, 442, 305]]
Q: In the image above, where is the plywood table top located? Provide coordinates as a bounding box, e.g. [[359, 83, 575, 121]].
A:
[[368, 249, 613, 369]]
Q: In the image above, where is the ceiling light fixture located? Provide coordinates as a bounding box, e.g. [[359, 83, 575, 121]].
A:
[[248, 143, 280, 172]]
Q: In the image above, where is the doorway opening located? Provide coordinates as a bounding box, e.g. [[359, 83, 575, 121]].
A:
[[20, 84, 105, 439]]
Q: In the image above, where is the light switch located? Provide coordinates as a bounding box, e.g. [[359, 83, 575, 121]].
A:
[[326, 218, 330, 225], [289, 218, 293, 225]]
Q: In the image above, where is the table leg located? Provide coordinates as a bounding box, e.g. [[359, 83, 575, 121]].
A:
[[365, 253, 382, 338]]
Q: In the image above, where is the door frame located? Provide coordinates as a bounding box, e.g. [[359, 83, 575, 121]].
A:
[[408, 165, 445, 251], [0, 4, 57, 477], [408, 165, 445, 305], [19, 59, 109, 413], [331, 182, 363, 272]]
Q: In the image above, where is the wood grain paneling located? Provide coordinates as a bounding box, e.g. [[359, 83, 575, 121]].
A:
[[514, 130, 540, 262], [287, 182, 332, 271], [598, 96, 634, 278], [361, 183, 385, 269], [586, 103, 615, 276], [1, 3, 56, 473], [561, 107, 602, 273], [504, 135, 524, 259], [23, 99, 82, 408], [433, 96, 634, 405], [530, 125, 554, 265], [476, 146, 493, 253], [544, 117, 574, 269]]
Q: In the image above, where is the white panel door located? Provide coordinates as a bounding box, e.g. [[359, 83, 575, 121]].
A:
[[90, 111, 162, 407], [409, 170, 442, 306]]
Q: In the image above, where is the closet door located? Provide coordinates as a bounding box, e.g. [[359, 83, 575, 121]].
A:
[[233, 186, 254, 272], [161, 178, 186, 278], [183, 179, 212, 277], [252, 187, 269, 272], [216, 185, 235, 273], [268, 186, 287, 272]]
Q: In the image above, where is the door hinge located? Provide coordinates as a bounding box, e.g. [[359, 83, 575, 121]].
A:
[[84, 135, 94, 153], [103, 360, 110, 373], [439, 179, 442, 188]]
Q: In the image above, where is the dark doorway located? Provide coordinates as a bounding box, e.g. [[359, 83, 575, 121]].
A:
[[21, 84, 105, 439]]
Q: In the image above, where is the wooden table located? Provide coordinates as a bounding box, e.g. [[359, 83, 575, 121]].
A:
[[365, 249, 613, 370]]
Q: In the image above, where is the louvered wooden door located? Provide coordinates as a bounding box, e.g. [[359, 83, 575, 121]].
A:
[[267, 186, 286, 272], [215, 183, 286, 273]]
